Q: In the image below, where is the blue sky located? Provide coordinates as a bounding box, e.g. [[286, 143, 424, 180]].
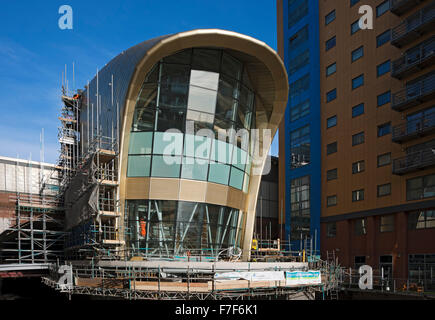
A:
[[0, 0, 279, 164]]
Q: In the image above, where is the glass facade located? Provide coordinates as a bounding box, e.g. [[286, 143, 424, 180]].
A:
[[125, 199, 243, 257], [290, 125, 311, 168], [127, 48, 255, 191], [290, 176, 310, 241]]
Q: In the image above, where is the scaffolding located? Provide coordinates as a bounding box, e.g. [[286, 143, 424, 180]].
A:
[[63, 135, 123, 260], [41, 260, 325, 300], [0, 193, 65, 264]]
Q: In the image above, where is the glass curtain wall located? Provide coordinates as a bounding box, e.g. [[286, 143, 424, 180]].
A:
[[125, 200, 243, 258], [127, 48, 256, 191]]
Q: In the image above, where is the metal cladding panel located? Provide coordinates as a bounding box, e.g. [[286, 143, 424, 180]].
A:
[[80, 34, 173, 153]]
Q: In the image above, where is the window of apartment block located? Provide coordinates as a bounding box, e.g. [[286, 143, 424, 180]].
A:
[[377, 122, 391, 137], [352, 189, 365, 202], [290, 125, 310, 169], [407, 174, 435, 201], [377, 91, 391, 106], [326, 222, 337, 237], [327, 195, 337, 207], [289, 49, 310, 75], [377, 29, 391, 47], [377, 60, 391, 77], [326, 36, 336, 51], [327, 141, 337, 155], [378, 183, 392, 197], [290, 99, 310, 122], [377, 152, 391, 167], [326, 62, 337, 77], [354, 218, 367, 235], [290, 175, 311, 240], [379, 255, 393, 278], [355, 256, 366, 269], [289, 25, 309, 51], [288, 0, 309, 29], [326, 88, 337, 102], [351, 0, 361, 7], [408, 210, 435, 229], [290, 74, 310, 99], [352, 132, 365, 146], [352, 160, 365, 174], [351, 46, 364, 62], [327, 168, 338, 181], [352, 74, 364, 89], [380, 215, 395, 232], [352, 103, 364, 118], [325, 10, 336, 25], [376, 1, 390, 17], [327, 115, 337, 128], [351, 20, 360, 35], [408, 254, 435, 285]]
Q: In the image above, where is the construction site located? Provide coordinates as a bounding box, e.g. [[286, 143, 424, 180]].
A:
[[1, 29, 434, 302]]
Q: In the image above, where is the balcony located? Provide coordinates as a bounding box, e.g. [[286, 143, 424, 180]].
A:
[[392, 111, 435, 143], [392, 72, 435, 111], [391, 3, 435, 48], [391, 0, 424, 16], [392, 37, 435, 79], [393, 148, 435, 175]]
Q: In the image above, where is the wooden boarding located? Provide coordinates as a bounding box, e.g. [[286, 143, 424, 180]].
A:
[[132, 281, 210, 293], [75, 277, 124, 289], [131, 279, 295, 292]]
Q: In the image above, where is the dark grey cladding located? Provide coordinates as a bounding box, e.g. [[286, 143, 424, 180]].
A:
[[80, 34, 173, 153]]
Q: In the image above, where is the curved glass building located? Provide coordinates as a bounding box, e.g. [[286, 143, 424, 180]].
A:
[[75, 29, 288, 260]]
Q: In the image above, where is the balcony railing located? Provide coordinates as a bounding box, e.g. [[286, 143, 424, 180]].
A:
[[393, 148, 435, 175], [392, 72, 435, 111], [391, 0, 424, 16], [391, 3, 435, 48], [392, 37, 435, 79], [392, 111, 435, 143]]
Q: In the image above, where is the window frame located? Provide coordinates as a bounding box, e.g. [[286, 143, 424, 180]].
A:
[[326, 36, 337, 51], [352, 189, 365, 202], [325, 9, 336, 25], [326, 88, 337, 102], [380, 215, 395, 233], [327, 168, 338, 181], [352, 160, 365, 174], [327, 195, 338, 207], [377, 122, 391, 137], [377, 183, 392, 197], [377, 60, 391, 77], [326, 62, 337, 77], [352, 74, 364, 90], [352, 103, 365, 118], [327, 115, 337, 128], [377, 91, 391, 107], [351, 46, 364, 62], [326, 141, 338, 155], [376, 29, 391, 48], [376, 0, 390, 17], [377, 152, 391, 167], [352, 131, 365, 146]]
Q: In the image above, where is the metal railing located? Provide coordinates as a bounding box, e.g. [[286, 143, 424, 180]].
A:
[[391, 0, 424, 16], [392, 110, 435, 142], [392, 37, 435, 79], [392, 72, 435, 110], [392, 3, 435, 46], [393, 147, 435, 174]]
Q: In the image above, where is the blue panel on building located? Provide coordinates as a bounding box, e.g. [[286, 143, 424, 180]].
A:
[[281, 0, 321, 253]]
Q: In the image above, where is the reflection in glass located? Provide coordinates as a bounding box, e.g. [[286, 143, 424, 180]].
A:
[[126, 200, 242, 257], [127, 48, 257, 190]]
